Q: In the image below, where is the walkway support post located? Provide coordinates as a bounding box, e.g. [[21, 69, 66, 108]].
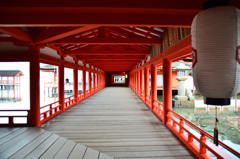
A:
[[29, 46, 41, 127], [59, 56, 65, 112], [135, 72, 137, 93], [138, 70, 140, 96], [95, 73, 98, 92], [151, 64, 157, 111], [144, 67, 149, 103], [93, 71, 95, 93], [88, 69, 91, 95], [163, 58, 172, 124], [140, 69, 143, 98], [73, 64, 78, 104], [82, 69, 86, 98]]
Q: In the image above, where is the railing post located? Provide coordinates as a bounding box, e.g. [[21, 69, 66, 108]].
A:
[[9, 116, 14, 126], [163, 58, 172, 124], [151, 64, 157, 111], [59, 56, 65, 112], [73, 65, 78, 104], [200, 133, 207, 155], [144, 67, 149, 104], [29, 46, 41, 127], [180, 119, 184, 134]]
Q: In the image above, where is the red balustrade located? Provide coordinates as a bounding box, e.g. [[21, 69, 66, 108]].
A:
[[145, 95, 151, 108], [167, 110, 240, 159], [64, 95, 75, 109], [131, 86, 240, 159], [86, 90, 90, 97], [40, 101, 61, 124], [0, 110, 30, 126], [78, 92, 84, 102], [152, 100, 163, 121]]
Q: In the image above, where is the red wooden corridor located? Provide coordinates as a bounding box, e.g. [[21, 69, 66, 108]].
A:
[[0, 0, 240, 158]]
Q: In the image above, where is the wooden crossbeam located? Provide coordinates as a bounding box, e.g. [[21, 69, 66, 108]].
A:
[[50, 37, 161, 45], [62, 49, 149, 55], [77, 55, 146, 60], [0, 27, 32, 43], [35, 26, 99, 44]]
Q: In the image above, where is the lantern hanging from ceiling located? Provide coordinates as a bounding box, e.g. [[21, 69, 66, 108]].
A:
[[191, 1, 240, 105]]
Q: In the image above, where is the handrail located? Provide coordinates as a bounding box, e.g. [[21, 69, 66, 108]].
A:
[[64, 95, 75, 109], [0, 109, 30, 126], [131, 87, 239, 159], [145, 95, 151, 108], [40, 87, 104, 124], [153, 100, 163, 121], [167, 109, 240, 159], [40, 101, 61, 124]]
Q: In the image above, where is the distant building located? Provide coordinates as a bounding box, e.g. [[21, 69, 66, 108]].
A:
[[0, 70, 24, 86]]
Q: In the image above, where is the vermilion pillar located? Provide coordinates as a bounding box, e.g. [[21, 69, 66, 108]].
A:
[[88, 71, 91, 95], [82, 69, 86, 98], [144, 67, 149, 103], [58, 56, 65, 112], [137, 70, 140, 95], [29, 46, 40, 127], [151, 64, 157, 111], [135, 72, 137, 93], [163, 58, 172, 124], [93, 72, 95, 93], [140, 69, 143, 98], [95, 73, 98, 92], [73, 66, 78, 104]]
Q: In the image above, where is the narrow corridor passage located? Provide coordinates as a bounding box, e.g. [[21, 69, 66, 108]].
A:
[[41, 87, 196, 159]]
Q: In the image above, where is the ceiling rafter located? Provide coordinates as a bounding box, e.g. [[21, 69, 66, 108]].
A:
[[63, 49, 149, 56], [121, 27, 157, 38], [50, 37, 161, 45], [35, 26, 99, 44], [76, 55, 146, 60], [0, 27, 32, 43]]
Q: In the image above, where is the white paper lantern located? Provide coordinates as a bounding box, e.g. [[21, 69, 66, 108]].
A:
[[191, 6, 240, 105]]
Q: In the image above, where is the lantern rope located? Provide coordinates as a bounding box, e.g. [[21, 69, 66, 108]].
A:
[[214, 106, 219, 146]]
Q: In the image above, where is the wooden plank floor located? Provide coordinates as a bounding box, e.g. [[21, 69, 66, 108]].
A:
[[0, 127, 114, 159], [41, 87, 197, 159]]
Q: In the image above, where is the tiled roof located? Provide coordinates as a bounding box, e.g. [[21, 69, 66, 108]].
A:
[[0, 70, 22, 76]]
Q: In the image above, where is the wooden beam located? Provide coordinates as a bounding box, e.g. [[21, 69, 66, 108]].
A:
[[0, 27, 32, 43], [86, 60, 139, 65], [62, 49, 150, 55], [77, 55, 146, 60], [50, 37, 161, 45], [35, 26, 99, 44], [0, 14, 195, 27]]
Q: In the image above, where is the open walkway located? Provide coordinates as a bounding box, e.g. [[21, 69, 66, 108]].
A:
[[0, 127, 113, 159], [41, 87, 197, 159]]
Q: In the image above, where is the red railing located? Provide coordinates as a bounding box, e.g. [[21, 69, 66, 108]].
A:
[[64, 95, 75, 109], [78, 92, 84, 102], [0, 80, 20, 84], [145, 95, 151, 108], [140, 92, 145, 101], [40, 101, 61, 124], [86, 90, 90, 97], [152, 100, 163, 121], [0, 110, 30, 126], [91, 88, 95, 95], [167, 110, 240, 159], [131, 87, 240, 159]]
